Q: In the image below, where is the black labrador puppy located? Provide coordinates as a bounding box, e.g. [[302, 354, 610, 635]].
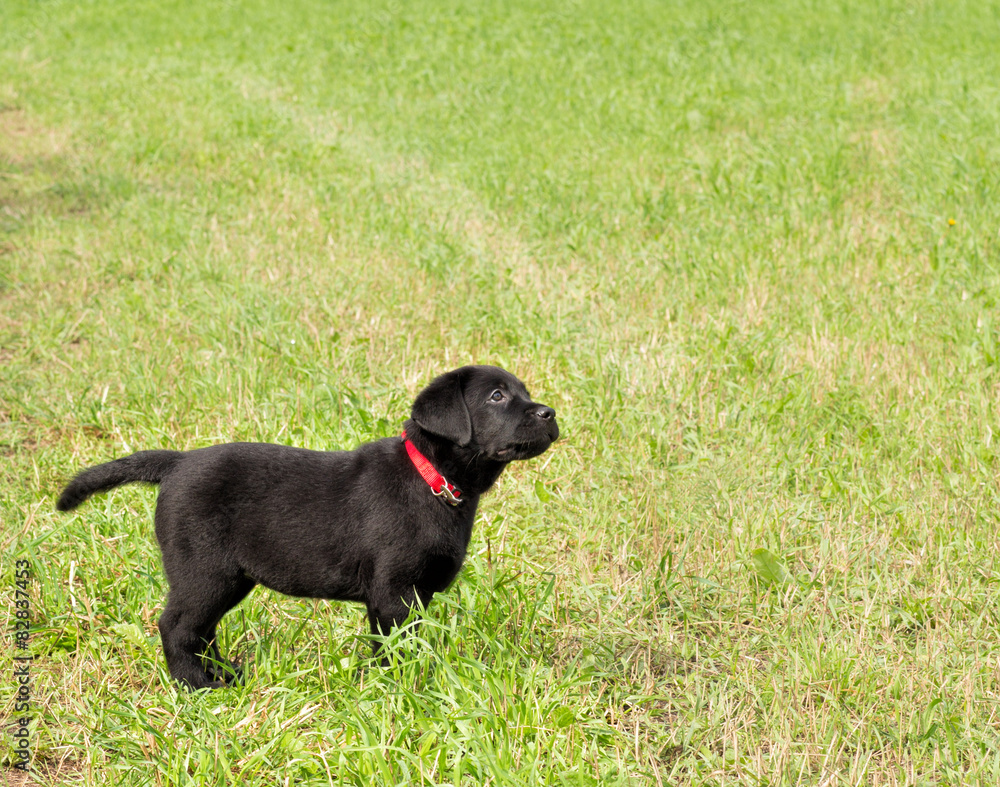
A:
[[57, 365, 558, 689]]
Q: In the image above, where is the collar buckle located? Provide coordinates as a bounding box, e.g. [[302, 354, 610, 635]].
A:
[[432, 483, 462, 506]]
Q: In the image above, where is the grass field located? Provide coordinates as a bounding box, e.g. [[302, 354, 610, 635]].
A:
[[2, 0, 1000, 783]]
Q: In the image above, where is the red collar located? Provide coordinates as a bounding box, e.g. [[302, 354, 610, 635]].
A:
[[402, 431, 463, 506]]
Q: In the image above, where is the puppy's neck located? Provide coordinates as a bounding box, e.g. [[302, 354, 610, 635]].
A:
[[402, 420, 507, 496]]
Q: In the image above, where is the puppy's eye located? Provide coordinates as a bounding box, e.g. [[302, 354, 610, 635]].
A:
[[489, 390, 505, 402]]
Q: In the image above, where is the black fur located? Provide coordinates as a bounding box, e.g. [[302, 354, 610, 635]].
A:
[[57, 365, 558, 690]]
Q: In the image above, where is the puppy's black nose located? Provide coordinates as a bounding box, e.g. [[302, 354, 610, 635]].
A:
[[532, 406, 556, 420]]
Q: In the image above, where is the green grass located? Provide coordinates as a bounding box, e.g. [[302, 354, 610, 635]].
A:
[[2, 0, 1000, 783]]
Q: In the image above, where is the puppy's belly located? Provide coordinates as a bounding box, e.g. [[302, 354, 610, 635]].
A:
[[247, 561, 369, 603]]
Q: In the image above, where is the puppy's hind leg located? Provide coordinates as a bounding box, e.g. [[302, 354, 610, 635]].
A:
[[158, 572, 255, 690], [158, 600, 223, 690], [202, 575, 257, 685]]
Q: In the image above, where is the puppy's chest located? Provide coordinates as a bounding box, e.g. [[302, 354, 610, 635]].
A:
[[419, 549, 465, 593], [419, 516, 475, 592]]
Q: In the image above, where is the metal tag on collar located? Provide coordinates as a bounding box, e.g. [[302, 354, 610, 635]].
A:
[[433, 483, 462, 506]]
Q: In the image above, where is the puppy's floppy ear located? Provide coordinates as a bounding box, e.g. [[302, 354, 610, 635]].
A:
[[411, 368, 473, 446]]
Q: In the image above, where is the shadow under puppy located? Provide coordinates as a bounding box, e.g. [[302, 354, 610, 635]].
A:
[[57, 365, 559, 689]]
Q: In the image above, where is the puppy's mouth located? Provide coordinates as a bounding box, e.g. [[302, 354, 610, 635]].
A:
[[492, 440, 553, 461]]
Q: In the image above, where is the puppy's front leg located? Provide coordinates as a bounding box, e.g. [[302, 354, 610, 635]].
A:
[[366, 586, 434, 663]]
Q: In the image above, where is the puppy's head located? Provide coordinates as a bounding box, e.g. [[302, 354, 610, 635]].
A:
[[411, 366, 559, 461]]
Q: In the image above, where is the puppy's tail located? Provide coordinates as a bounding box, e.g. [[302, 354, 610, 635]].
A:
[[56, 450, 184, 511]]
